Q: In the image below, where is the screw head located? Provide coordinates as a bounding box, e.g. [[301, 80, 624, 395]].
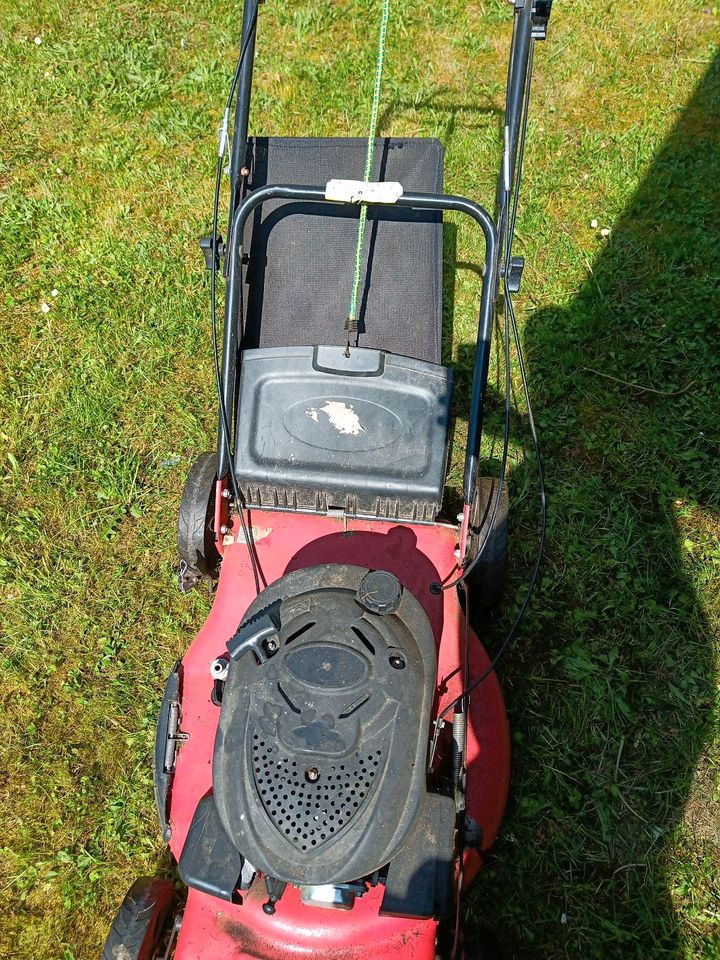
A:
[[220, 524, 230, 535], [305, 766, 320, 783], [389, 655, 406, 670]]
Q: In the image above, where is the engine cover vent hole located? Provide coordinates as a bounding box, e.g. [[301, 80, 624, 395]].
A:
[[252, 741, 382, 851], [285, 621, 316, 645]]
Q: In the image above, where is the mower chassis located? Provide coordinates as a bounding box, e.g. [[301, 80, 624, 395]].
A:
[[166, 510, 510, 960], [113, 1, 553, 957]]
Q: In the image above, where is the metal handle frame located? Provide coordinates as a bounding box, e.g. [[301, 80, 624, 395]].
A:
[[217, 0, 549, 510], [217, 186, 497, 506]]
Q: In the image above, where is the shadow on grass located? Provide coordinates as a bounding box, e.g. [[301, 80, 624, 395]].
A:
[[377, 97, 502, 140], [466, 53, 719, 959]]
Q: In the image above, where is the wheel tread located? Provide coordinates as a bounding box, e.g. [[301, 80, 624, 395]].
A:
[[101, 877, 175, 960], [177, 452, 221, 587]]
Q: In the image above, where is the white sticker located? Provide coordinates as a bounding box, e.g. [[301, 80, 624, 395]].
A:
[[305, 401, 365, 436]]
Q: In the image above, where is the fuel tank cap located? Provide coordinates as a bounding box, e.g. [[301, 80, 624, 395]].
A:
[[356, 570, 402, 615]]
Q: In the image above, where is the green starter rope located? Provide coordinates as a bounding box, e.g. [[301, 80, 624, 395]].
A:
[[345, 0, 390, 345]]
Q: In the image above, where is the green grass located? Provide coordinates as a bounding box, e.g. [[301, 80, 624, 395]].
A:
[[0, 0, 718, 957]]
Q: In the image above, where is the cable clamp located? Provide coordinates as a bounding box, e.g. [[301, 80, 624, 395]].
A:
[[326, 179, 403, 205], [217, 107, 230, 158]]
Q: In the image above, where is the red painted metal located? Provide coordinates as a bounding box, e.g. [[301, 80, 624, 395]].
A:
[[169, 510, 510, 960], [177, 882, 437, 960], [213, 479, 228, 554], [458, 502, 471, 563]]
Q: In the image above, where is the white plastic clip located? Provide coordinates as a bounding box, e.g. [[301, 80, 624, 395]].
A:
[[218, 107, 231, 158], [503, 125, 511, 194], [325, 179, 404, 205]]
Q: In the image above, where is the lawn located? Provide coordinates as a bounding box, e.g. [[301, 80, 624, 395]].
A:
[[0, 0, 718, 957]]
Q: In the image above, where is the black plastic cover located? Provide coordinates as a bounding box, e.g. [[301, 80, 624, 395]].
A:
[[234, 346, 452, 520], [213, 565, 437, 886], [178, 794, 245, 902], [380, 791, 456, 919]]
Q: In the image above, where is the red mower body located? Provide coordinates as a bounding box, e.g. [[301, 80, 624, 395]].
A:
[[167, 508, 510, 960], [99, 4, 555, 957]]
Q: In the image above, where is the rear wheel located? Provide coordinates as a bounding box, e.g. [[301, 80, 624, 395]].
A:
[[177, 452, 222, 593], [101, 876, 175, 960], [464, 477, 509, 612]]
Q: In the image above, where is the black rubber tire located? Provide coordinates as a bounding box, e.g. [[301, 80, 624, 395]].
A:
[[177, 452, 221, 591], [464, 477, 509, 611], [101, 876, 175, 960]]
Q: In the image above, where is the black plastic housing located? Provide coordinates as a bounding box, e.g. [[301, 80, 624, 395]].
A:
[[380, 791, 456, 918], [178, 794, 246, 902], [234, 346, 453, 521], [213, 564, 437, 886]]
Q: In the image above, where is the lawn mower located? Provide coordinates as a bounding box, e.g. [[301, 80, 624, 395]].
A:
[[102, 0, 550, 957]]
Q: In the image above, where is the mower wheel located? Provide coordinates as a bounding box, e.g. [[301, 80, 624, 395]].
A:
[[465, 477, 509, 611], [101, 876, 175, 960], [177, 452, 221, 593]]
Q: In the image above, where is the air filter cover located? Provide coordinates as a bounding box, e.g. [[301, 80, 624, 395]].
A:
[[213, 564, 437, 886]]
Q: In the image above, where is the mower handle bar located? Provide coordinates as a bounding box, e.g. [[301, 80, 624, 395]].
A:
[[219, 184, 498, 506]]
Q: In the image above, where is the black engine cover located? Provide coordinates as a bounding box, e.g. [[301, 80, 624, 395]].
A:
[[213, 564, 437, 886]]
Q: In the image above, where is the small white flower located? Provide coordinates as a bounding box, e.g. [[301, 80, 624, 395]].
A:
[[600, 227, 611, 237], [40, 302, 50, 313], [180, 38, 186, 48], [55, 168, 62, 174], [590, 218, 598, 229], [34, 36, 42, 45], [561, 913, 568, 925], [51, 288, 59, 297]]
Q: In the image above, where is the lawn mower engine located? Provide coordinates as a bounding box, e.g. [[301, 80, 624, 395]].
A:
[[179, 564, 455, 917]]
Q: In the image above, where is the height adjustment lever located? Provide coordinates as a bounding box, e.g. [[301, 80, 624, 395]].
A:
[[502, 255, 525, 294], [200, 234, 225, 271], [531, 0, 552, 40]]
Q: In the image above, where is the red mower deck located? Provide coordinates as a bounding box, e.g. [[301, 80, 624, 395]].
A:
[[169, 511, 509, 960]]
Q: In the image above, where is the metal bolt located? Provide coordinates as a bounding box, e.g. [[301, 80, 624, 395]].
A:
[[221, 488, 231, 499], [220, 524, 230, 535], [305, 766, 320, 783], [389, 655, 406, 670], [266, 638, 278, 653], [241, 166, 250, 177], [210, 657, 229, 681]]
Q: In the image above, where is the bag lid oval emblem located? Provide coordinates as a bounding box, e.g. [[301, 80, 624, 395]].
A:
[[282, 396, 403, 452]]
